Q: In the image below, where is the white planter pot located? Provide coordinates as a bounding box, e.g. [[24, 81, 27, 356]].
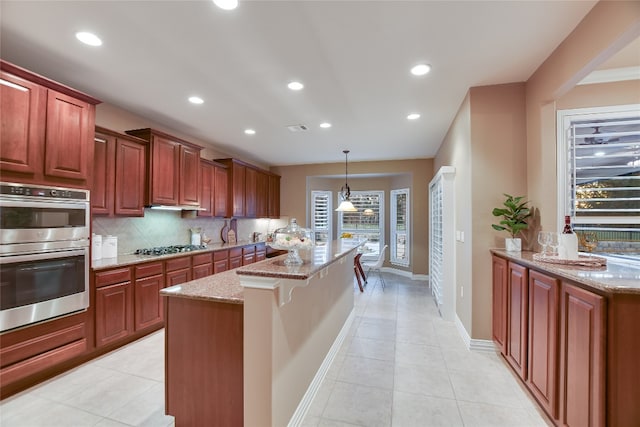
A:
[[505, 238, 522, 252]]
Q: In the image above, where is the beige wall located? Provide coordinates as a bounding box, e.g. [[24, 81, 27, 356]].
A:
[[556, 79, 640, 110], [435, 84, 527, 339], [526, 1, 640, 231], [272, 158, 433, 275]]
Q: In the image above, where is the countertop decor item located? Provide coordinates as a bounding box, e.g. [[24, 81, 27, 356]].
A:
[[221, 220, 229, 243], [532, 252, 607, 267], [491, 193, 531, 252], [267, 218, 314, 265]]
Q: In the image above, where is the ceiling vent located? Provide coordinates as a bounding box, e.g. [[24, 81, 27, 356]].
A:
[[286, 124, 308, 132]]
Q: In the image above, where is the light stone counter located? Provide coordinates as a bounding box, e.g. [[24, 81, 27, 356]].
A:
[[491, 249, 640, 294]]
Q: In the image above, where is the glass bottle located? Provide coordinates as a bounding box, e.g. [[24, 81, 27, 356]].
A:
[[561, 215, 579, 259]]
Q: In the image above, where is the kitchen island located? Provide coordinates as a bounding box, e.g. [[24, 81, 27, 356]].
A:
[[491, 250, 640, 427], [161, 240, 362, 426]]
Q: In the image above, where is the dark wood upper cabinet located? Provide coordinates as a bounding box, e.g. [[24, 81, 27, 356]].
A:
[[125, 128, 202, 207], [198, 160, 214, 217], [244, 167, 257, 218], [0, 70, 45, 175], [44, 90, 94, 181], [213, 163, 228, 217], [93, 127, 147, 217], [0, 60, 100, 188], [268, 173, 280, 218], [216, 158, 279, 218]]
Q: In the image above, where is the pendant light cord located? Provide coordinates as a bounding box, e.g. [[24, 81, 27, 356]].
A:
[[342, 150, 351, 200]]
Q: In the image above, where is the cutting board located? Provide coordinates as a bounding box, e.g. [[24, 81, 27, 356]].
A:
[[227, 229, 237, 244]]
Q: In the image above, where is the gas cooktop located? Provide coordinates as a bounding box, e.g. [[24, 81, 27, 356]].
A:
[[134, 245, 208, 256]]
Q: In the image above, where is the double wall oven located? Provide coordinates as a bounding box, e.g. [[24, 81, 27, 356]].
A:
[[0, 182, 90, 332]]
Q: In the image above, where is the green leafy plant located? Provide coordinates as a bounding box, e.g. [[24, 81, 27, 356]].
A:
[[492, 194, 532, 238]]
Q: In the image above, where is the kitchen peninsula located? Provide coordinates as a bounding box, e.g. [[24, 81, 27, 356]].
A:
[[161, 240, 362, 426]]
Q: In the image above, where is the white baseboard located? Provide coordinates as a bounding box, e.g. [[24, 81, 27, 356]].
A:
[[455, 314, 498, 353], [288, 310, 355, 427], [380, 267, 429, 282]]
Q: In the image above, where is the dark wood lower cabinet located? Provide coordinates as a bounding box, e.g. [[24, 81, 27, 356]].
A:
[[491, 253, 640, 427], [527, 270, 559, 419], [95, 282, 134, 347], [506, 262, 528, 380], [559, 282, 605, 427], [134, 274, 164, 331]]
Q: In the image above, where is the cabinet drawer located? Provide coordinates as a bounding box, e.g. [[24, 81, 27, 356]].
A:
[[213, 259, 228, 274], [166, 256, 191, 272], [229, 247, 242, 258], [135, 262, 163, 279], [95, 267, 132, 288], [243, 254, 255, 266], [243, 245, 256, 255], [192, 252, 213, 266], [213, 250, 228, 261]]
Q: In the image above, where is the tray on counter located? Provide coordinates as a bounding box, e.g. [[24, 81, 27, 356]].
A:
[[533, 253, 607, 267]]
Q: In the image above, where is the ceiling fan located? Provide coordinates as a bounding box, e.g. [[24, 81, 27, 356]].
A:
[[583, 126, 620, 145]]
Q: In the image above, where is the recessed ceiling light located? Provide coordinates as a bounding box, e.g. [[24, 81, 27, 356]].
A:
[[320, 122, 332, 129], [411, 64, 431, 76], [288, 81, 304, 91], [244, 129, 256, 135], [75, 31, 102, 46], [213, 0, 238, 10], [407, 113, 420, 120], [188, 96, 204, 104]]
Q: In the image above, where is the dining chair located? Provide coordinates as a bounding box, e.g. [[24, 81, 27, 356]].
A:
[[361, 244, 388, 289]]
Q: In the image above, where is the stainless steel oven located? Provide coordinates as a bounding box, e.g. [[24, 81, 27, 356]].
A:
[[0, 182, 90, 332]]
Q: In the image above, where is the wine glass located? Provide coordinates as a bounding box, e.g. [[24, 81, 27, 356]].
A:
[[548, 232, 560, 257], [537, 231, 550, 256], [580, 232, 599, 257]]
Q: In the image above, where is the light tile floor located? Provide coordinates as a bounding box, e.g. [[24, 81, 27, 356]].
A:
[[0, 272, 550, 427]]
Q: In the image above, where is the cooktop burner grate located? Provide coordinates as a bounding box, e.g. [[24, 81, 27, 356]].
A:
[[134, 244, 208, 256]]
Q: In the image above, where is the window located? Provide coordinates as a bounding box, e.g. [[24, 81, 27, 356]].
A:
[[390, 188, 410, 266], [558, 105, 640, 258], [338, 191, 384, 260], [310, 191, 332, 243]]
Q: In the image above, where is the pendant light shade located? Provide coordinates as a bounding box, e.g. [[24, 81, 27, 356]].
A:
[[335, 150, 358, 212]]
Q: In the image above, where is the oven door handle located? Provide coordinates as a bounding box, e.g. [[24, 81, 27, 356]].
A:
[[0, 248, 88, 265]]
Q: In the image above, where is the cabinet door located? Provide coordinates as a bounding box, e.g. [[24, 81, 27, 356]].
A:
[[213, 259, 229, 274], [492, 255, 508, 354], [229, 257, 242, 270], [0, 71, 45, 175], [268, 174, 280, 218], [198, 160, 213, 217], [134, 274, 164, 331], [245, 167, 257, 218], [92, 132, 115, 215], [44, 89, 93, 181], [255, 171, 269, 218], [193, 264, 213, 279], [256, 249, 266, 262], [506, 262, 528, 379], [166, 268, 191, 287], [150, 136, 180, 205], [231, 163, 245, 217], [559, 283, 605, 427], [115, 138, 146, 216], [527, 270, 559, 419], [95, 282, 133, 347], [214, 165, 228, 217], [179, 145, 200, 206]]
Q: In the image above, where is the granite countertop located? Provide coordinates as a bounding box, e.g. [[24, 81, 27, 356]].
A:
[[492, 250, 640, 294], [160, 239, 365, 303], [91, 240, 263, 271]]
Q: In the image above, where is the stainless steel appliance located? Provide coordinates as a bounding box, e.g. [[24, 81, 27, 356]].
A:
[[0, 182, 90, 332]]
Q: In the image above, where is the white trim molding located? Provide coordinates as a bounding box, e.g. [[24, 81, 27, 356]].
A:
[[455, 315, 498, 353]]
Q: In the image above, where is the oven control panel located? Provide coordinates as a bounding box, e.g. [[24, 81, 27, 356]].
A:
[[0, 182, 88, 200]]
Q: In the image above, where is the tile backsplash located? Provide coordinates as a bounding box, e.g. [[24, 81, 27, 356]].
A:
[[92, 209, 288, 255]]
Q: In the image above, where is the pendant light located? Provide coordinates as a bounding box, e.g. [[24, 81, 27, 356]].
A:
[[335, 150, 358, 212]]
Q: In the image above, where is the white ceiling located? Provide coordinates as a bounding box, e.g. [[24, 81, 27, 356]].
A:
[[1, 1, 599, 166]]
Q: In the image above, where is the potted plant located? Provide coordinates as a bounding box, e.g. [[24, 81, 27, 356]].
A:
[[492, 194, 531, 252]]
